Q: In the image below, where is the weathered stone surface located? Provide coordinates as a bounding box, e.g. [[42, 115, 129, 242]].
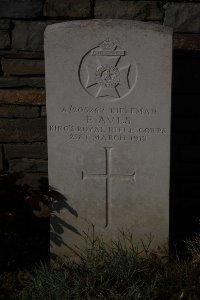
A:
[[44, 0, 91, 18], [41, 106, 46, 117], [0, 19, 10, 29], [16, 172, 48, 188], [0, 118, 47, 142], [45, 20, 172, 257], [0, 51, 44, 59], [9, 158, 48, 173], [12, 21, 49, 51], [164, 3, 200, 33], [0, 89, 45, 105], [12, 21, 61, 51], [4, 143, 47, 159], [95, 0, 163, 21], [173, 34, 200, 51], [0, 105, 40, 118], [0, 0, 43, 18], [0, 77, 45, 88], [2, 58, 45, 75], [0, 30, 10, 49]]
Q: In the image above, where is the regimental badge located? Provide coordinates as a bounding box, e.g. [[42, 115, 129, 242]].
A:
[[79, 38, 138, 101]]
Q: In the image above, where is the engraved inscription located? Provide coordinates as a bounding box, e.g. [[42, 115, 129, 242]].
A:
[[91, 39, 125, 56], [63, 105, 157, 115], [82, 147, 135, 227], [79, 38, 138, 100], [49, 105, 166, 143]]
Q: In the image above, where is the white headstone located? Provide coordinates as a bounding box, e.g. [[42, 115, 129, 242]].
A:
[[45, 20, 172, 257]]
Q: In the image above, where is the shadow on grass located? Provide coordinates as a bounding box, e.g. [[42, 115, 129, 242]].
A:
[[0, 173, 50, 272]]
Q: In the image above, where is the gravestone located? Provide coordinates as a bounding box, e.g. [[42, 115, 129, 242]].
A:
[[45, 20, 172, 257]]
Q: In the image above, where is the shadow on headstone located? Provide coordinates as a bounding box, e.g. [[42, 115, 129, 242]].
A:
[[49, 187, 81, 256]]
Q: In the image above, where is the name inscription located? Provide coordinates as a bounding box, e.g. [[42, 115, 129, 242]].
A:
[[49, 104, 166, 143]]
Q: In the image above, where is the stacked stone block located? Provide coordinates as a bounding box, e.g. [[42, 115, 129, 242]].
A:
[[0, 0, 199, 209]]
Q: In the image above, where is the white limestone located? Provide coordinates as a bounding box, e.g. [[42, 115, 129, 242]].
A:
[[45, 20, 172, 257]]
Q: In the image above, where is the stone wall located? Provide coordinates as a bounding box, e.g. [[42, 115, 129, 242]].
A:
[[0, 0, 200, 237]]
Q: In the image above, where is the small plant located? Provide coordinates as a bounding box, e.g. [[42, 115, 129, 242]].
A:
[[18, 232, 200, 300]]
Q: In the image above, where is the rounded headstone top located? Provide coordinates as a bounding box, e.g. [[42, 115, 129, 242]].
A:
[[44, 19, 173, 37]]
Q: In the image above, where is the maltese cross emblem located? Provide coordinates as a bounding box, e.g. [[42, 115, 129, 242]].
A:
[[79, 39, 137, 101]]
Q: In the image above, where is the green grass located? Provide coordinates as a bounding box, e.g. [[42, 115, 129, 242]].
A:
[[15, 233, 200, 300]]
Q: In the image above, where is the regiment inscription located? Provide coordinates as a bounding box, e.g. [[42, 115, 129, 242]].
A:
[[49, 104, 166, 143]]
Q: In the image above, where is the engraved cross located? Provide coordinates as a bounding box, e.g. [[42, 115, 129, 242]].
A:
[[82, 147, 135, 227]]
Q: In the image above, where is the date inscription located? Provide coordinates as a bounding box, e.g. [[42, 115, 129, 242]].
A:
[[49, 104, 166, 143]]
